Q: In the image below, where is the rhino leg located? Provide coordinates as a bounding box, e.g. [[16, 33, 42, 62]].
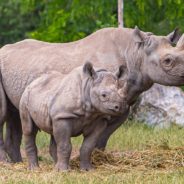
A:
[[49, 114, 129, 162], [0, 79, 7, 162], [24, 126, 39, 170], [80, 120, 107, 171], [20, 104, 39, 170], [49, 135, 57, 163], [0, 121, 7, 162], [5, 104, 22, 162], [95, 112, 129, 150], [0, 118, 7, 162], [53, 120, 72, 171]]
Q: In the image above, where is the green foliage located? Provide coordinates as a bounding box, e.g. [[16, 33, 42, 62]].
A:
[[0, 0, 184, 45], [0, 0, 41, 46], [28, 0, 117, 42], [124, 0, 184, 34]]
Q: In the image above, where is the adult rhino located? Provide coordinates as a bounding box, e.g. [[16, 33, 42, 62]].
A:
[[0, 27, 183, 162]]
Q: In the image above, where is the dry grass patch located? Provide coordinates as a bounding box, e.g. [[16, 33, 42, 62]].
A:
[[71, 147, 184, 172], [1, 121, 184, 184], [1, 147, 184, 184]]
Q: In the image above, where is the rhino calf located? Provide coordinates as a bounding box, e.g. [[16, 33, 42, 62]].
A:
[[19, 62, 128, 171]]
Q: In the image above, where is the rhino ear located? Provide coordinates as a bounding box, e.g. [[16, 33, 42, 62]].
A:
[[133, 26, 147, 43], [167, 28, 181, 44], [83, 62, 97, 79], [115, 65, 127, 79], [145, 32, 153, 36]]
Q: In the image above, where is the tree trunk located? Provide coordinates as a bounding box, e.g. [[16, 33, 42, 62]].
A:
[[118, 0, 124, 27]]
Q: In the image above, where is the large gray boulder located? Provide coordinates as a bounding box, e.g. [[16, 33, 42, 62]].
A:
[[131, 84, 184, 128]]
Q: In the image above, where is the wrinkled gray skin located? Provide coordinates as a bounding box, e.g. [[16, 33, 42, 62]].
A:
[[121, 30, 184, 105], [0, 27, 183, 162], [19, 63, 129, 171]]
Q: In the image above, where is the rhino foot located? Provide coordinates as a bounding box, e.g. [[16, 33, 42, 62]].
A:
[[0, 150, 8, 163], [80, 163, 94, 171], [28, 163, 39, 171], [55, 162, 70, 172]]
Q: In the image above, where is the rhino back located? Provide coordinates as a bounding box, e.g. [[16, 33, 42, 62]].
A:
[[0, 27, 132, 108]]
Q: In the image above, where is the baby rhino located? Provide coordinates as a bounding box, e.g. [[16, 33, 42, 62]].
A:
[[19, 62, 128, 171]]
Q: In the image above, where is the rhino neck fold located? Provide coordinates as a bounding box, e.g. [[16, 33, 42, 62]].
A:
[[126, 70, 153, 105], [81, 77, 95, 117]]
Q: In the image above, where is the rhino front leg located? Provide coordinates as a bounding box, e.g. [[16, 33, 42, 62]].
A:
[[53, 120, 72, 171], [5, 106, 22, 162], [95, 112, 129, 150], [49, 135, 57, 163], [80, 120, 107, 171]]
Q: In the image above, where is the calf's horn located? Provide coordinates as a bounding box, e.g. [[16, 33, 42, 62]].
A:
[[176, 34, 184, 48]]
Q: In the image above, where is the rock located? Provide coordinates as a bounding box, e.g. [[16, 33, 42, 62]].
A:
[[130, 84, 184, 128]]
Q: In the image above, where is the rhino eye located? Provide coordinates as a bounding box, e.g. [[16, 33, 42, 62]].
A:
[[164, 58, 172, 65], [162, 56, 175, 68], [100, 92, 110, 102]]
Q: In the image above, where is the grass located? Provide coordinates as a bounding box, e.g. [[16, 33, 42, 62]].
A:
[[1, 121, 184, 184]]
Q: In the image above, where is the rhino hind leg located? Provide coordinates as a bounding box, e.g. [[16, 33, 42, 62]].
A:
[[0, 77, 7, 162], [49, 135, 57, 163], [19, 100, 39, 170], [0, 121, 7, 162], [5, 104, 22, 162], [0, 118, 7, 162], [24, 126, 39, 170]]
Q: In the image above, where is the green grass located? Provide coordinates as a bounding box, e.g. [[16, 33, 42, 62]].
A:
[[1, 121, 184, 184]]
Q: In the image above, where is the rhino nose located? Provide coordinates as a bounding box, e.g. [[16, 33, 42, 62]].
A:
[[108, 104, 121, 113], [114, 105, 120, 111], [111, 104, 120, 112]]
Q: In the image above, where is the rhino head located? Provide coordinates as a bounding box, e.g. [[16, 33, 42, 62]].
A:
[[83, 62, 128, 115], [122, 27, 184, 104]]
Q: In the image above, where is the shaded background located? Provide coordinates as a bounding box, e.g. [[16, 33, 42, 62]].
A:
[[0, 0, 184, 46]]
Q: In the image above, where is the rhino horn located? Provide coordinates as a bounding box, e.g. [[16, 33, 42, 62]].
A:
[[167, 28, 181, 44], [133, 26, 147, 43], [176, 34, 184, 48]]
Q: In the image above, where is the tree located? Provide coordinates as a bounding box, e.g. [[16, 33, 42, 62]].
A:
[[0, 0, 41, 46], [0, 0, 184, 45], [124, 0, 184, 34], [28, 0, 117, 42], [118, 0, 124, 27], [28, 0, 184, 42]]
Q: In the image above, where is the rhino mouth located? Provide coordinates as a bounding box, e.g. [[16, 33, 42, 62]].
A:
[[166, 70, 184, 78], [107, 108, 121, 115], [108, 109, 116, 112]]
